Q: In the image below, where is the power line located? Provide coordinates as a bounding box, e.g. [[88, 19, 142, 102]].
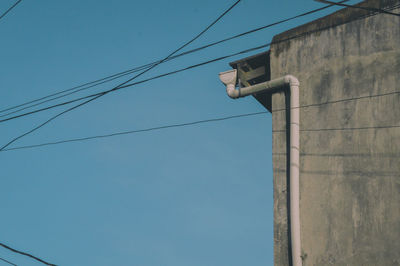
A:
[[0, 0, 242, 116], [2, 111, 399, 152], [0, 242, 55, 266], [0, 43, 271, 123], [0, 0, 22, 22], [315, 0, 400, 16], [0, 94, 104, 151], [1, 61, 398, 124], [0, 256, 17, 266], [0, 0, 242, 151], [3, 87, 399, 152], [0, 0, 348, 116], [3, 0, 397, 124], [1, 33, 398, 151], [2, 0, 398, 150], [0, 68, 142, 118], [1, 112, 267, 152], [1, 86, 399, 152]]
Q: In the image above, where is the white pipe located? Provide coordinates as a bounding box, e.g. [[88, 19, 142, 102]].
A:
[[288, 76, 301, 266], [220, 70, 301, 266]]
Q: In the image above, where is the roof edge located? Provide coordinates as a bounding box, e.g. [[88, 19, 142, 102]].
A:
[[271, 0, 399, 45]]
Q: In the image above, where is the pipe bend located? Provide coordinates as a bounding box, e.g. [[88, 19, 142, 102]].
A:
[[284, 75, 300, 87], [226, 84, 240, 99]]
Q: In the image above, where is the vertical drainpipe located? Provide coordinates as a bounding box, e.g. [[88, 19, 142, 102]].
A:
[[289, 76, 301, 266], [219, 70, 301, 266]]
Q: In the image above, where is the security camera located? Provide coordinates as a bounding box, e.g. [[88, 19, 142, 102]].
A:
[[219, 69, 237, 90]]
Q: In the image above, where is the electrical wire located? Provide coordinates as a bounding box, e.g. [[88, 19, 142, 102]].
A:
[[0, 0, 242, 116], [3, 0, 398, 124], [0, 68, 145, 118], [0, 242, 55, 266], [315, 0, 400, 16], [2, 86, 399, 152], [2, 111, 399, 152], [0, 0, 242, 151], [0, 0, 22, 21], [0, 43, 271, 123], [0, 3, 397, 265], [0, 256, 17, 266], [2, 35, 399, 124], [2, 0, 398, 150], [1, 112, 267, 152], [0, 0, 349, 116]]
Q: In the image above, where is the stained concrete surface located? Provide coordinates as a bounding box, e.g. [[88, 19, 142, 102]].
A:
[[269, 1, 400, 265]]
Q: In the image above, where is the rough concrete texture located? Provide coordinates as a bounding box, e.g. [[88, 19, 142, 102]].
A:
[[269, 1, 400, 265]]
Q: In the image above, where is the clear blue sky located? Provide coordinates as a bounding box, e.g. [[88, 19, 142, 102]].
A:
[[0, 1, 350, 265]]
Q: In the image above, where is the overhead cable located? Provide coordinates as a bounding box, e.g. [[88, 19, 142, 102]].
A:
[[0, 256, 17, 266], [3, 113, 400, 152], [2, 0, 398, 150], [4, 0, 400, 124], [0, 242, 56, 266], [3, 27, 400, 124], [2, 112, 267, 152], [3, 87, 399, 152], [0, 0, 348, 116], [315, 0, 400, 16], [0, 0, 242, 151], [0, 0, 242, 116], [0, 0, 22, 22], [0, 43, 271, 123]]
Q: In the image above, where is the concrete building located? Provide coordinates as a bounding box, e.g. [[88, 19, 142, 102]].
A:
[[227, 0, 400, 265]]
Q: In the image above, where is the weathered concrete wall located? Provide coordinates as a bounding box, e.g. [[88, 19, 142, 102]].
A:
[[270, 1, 400, 265]]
